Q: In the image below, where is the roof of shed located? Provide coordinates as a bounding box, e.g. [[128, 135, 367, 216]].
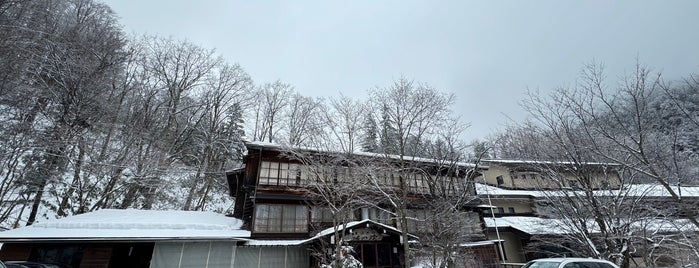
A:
[[0, 209, 251, 242]]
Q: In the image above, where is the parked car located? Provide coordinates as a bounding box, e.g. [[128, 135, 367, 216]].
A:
[[3, 262, 27, 268], [3, 262, 62, 268], [0, 260, 6, 268], [4, 263, 27, 268], [522, 258, 620, 268]]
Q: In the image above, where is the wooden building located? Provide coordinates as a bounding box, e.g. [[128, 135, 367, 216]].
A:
[[228, 141, 500, 267]]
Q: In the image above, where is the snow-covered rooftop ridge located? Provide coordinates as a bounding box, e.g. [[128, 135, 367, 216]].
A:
[[245, 141, 478, 168], [314, 219, 415, 239], [32, 209, 243, 230], [476, 183, 699, 197], [0, 209, 251, 241], [483, 159, 620, 166]]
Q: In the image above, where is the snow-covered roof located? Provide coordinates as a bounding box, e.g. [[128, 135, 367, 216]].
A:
[[485, 216, 698, 235], [244, 239, 307, 246], [459, 240, 500, 247], [313, 219, 415, 239], [625, 183, 699, 197], [245, 141, 478, 168], [476, 183, 699, 198], [476, 183, 544, 197], [0, 209, 251, 242], [483, 159, 620, 167], [485, 216, 565, 235]]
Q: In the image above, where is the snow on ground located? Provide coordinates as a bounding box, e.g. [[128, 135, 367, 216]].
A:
[[0, 209, 250, 241]]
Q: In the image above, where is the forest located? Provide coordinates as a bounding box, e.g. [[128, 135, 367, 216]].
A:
[[0, 0, 468, 229]]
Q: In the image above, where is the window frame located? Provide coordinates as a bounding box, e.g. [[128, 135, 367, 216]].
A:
[[258, 161, 301, 187], [253, 204, 309, 233]]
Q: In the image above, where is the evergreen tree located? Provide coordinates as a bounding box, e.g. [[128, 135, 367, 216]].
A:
[[379, 105, 398, 154], [360, 112, 378, 152]]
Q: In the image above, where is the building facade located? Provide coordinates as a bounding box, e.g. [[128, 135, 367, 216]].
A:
[[478, 159, 699, 267], [481, 159, 622, 190], [228, 141, 500, 267]]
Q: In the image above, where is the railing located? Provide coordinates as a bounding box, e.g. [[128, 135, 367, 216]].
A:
[[501, 262, 525, 268]]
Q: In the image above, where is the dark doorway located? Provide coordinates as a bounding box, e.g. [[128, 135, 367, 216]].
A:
[[109, 243, 154, 268], [354, 243, 398, 268]]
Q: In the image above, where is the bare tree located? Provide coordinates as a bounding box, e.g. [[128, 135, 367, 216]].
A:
[[367, 77, 463, 268], [115, 36, 223, 209], [251, 80, 292, 142], [283, 93, 325, 146], [282, 96, 372, 268], [0, 0, 256, 225], [4, 0, 129, 225], [181, 63, 252, 210], [502, 61, 699, 267], [410, 122, 483, 268], [529, 61, 699, 227]]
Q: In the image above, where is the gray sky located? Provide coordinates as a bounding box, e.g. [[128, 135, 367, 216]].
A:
[[103, 0, 699, 142]]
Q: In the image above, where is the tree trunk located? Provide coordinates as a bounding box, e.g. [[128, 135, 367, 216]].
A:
[[57, 138, 85, 216]]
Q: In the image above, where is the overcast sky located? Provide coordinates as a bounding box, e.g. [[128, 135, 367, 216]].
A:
[[103, 1, 699, 142]]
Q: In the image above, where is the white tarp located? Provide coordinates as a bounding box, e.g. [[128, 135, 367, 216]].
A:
[[151, 242, 309, 268]]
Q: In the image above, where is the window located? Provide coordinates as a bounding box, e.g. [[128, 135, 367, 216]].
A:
[[361, 207, 391, 225], [508, 207, 515, 214], [496, 175, 504, 185], [311, 206, 337, 223], [29, 246, 84, 267], [446, 176, 464, 195], [311, 206, 354, 223], [569, 180, 579, 189], [406, 209, 433, 233], [406, 173, 429, 194], [561, 262, 617, 268], [254, 204, 308, 233], [497, 207, 505, 214], [258, 161, 301, 186], [375, 170, 400, 187]]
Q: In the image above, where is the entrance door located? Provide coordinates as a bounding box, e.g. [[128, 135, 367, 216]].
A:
[[354, 243, 396, 268]]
